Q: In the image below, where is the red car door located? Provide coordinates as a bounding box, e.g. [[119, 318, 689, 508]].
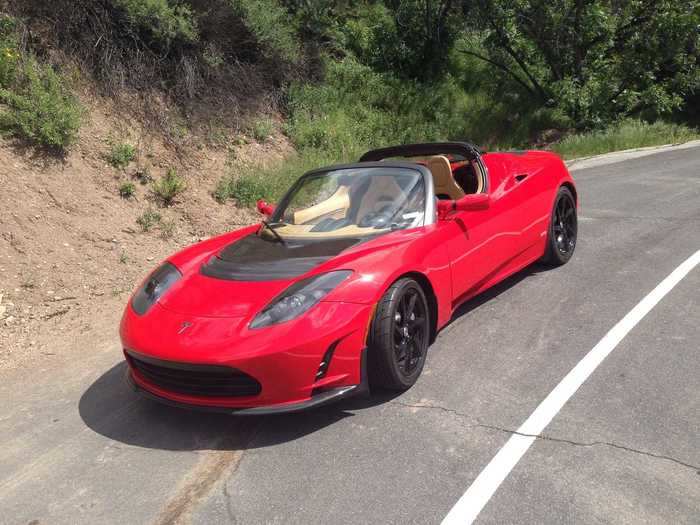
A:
[[444, 153, 535, 304], [503, 152, 554, 254], [441, 204, 502, 303]]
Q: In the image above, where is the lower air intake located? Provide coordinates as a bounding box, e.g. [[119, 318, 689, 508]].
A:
[[126, 351, 261, 398]]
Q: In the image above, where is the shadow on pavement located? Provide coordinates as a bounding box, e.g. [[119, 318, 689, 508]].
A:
[[447, 262, 552, 328], [78, 361, 400, 452]]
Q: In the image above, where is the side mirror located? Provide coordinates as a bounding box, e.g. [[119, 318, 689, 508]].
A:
[[438, 194, 490, 218], [256, 199, 275, 217]]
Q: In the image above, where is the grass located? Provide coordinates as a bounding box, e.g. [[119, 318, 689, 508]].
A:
[[109, 142, 136, 168], [159, 219, 176, 239], [215, 148, 337, 206], [136, 208, 162, 231], [119, 181, 136, 198], [552, 120, 700, 159], [151, 168, 186, 206], [249, 117, 274, 143]]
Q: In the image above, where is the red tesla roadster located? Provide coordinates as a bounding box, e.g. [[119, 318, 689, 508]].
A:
[[121, 142, 577, 414]]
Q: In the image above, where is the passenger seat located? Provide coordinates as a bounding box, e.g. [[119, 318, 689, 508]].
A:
[[426, 155, 465, 200]]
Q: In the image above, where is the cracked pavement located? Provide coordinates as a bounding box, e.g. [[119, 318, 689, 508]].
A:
[[1, 145, 699, 524]]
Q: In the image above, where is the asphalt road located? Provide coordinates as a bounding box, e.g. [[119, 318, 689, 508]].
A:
[[1, 144, 699, 525]]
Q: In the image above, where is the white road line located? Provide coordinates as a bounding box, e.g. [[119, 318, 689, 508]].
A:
[[442, 249, 700, 525]]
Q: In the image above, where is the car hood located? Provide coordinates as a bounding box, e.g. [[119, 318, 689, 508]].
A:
[[157, 230, 413, 318]]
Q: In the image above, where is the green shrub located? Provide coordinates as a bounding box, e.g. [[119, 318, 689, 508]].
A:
[[152, 168, 186, 205], [552, 120, 700, 159], [249, 117, 274, 142], [109, 143, 136, 168], [0, 58, 81, 149], [113, 0, 198, 51], [214, 174, 267, 206], [0, 16, 20, 87], [119, 181, 136, 198], [136, 208, 162, 231], [213, 176, 233, 204], [0, 16, 81, 150], [229, 0, 299, 61]]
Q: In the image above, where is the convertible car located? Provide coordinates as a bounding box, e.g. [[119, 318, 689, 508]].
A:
[[121, 142, 577, 414]]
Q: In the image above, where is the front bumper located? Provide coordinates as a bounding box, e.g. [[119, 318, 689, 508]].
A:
[[126, 348, 368, 415], [120, 300, 373, 412]]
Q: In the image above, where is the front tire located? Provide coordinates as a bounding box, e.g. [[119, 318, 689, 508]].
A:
[[541, 186, 577, 266], [368, 278, 430, 391]]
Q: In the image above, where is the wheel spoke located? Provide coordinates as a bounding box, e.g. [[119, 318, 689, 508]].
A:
[[406, 293, 417, 317], [412, 337, 422, 359], [411, 315, 425, 329], [395, 341, 407, 362], [403, 341, 413, 372]]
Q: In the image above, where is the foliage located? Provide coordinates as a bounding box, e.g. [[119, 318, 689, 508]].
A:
[[215, 172, 273, 206], [112, 0, 198, 52], [229, 0, 299, 60], [0, 62, 82, 149], [4, 1, 699, 166], [109, 143, 137, 168], [0, 16, 81, 150], [552, 120, 699, 159], [136, 208, 162, 231], [461, 0, 700, 128], [119, 181, 136, 198], [351, 0, 460, 81], [151, 168, 186, 206], [249, 117, 274, 142]]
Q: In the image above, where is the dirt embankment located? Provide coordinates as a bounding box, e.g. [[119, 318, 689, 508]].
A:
[[0, 92, 292, 371]]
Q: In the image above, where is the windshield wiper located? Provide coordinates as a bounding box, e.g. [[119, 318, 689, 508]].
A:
[[260, 220, 286, 246]]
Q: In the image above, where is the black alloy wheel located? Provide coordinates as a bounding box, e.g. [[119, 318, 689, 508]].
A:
[[368, 278, 430, 390], [542, 186, 577, 266]]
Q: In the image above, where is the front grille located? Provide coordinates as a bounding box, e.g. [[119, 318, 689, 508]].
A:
[[126, 351, 261, 398]]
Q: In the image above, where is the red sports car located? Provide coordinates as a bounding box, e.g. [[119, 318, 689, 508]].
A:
[[121, 142, 577, 414]]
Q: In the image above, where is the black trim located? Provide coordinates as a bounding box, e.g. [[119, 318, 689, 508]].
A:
[[201, 233, 362, 282], [359, 142, 482, 162], [125, 350, 262, 398], [126, 348, 369, 415]]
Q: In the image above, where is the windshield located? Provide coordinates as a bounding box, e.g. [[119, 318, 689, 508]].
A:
[[268, 166, 426, 239]]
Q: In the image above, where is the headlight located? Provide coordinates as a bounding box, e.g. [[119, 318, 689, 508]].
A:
[[250, 270, 352, 329], [131, 262, 182, 315]]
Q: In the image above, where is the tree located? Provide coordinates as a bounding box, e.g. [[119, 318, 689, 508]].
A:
[[460, 0, 700, 127]]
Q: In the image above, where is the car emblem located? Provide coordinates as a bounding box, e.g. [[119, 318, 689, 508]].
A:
[[178, 321, 193, 334]]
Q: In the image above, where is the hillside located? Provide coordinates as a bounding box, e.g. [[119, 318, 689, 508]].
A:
[[0, 90, 294, 369]]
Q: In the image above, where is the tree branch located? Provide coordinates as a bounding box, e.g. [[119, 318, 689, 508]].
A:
[[458, 47, 536, 96]]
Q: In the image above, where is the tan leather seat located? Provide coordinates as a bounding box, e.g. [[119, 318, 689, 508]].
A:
[[355, 175, 402, 220], [293, 186, 350, 224], [426, 155, 465, 200]]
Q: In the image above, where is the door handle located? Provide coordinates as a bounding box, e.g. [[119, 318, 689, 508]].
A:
[[514, 173, 528, 182]]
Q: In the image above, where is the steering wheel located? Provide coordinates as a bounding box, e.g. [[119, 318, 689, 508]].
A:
[[359, 205, 394, 228]]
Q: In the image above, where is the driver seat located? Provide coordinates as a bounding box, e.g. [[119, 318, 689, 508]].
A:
[[426, 155, 465, 200]]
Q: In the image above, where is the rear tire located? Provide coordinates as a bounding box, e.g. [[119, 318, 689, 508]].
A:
[[541, 186, 577, 266], [368, 278, 430, 391]]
